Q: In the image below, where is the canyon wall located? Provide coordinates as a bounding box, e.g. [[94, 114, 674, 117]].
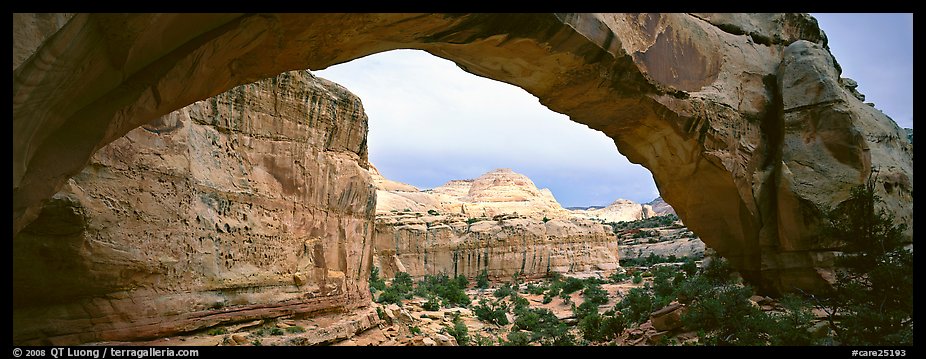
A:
[[370, 168, 618, 280], [13, 71, 376, 344], [374, 213, 619, 281]]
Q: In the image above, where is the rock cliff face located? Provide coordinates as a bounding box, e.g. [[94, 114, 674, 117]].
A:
[[371, 168, 618, 280], [14, 13, 913, 296], [647, 197, 677, 216], [572, 198, 656, 223], [13, 70, 376, 345], [374, 213, 619, 281]]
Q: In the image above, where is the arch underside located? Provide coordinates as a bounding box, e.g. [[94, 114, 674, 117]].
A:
[[12, 13, 912, 344]]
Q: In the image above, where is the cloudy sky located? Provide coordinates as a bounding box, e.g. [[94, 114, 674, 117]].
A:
[[315, 14, 913, 208]]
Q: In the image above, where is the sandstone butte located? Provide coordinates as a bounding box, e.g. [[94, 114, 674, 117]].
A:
[[12, 13, 913, 345], [370, 166, 622, 280]]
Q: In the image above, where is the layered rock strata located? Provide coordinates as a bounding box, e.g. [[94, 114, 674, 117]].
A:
[[374, 213, 619, 281], [12, 71, 376, 345], [371, 168, 619, 280]]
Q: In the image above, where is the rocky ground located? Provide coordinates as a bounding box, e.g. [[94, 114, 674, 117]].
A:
[[117, 265, 832, 347]]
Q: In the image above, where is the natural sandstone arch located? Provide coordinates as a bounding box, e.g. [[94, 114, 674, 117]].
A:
[[13, 12, 912, 298]]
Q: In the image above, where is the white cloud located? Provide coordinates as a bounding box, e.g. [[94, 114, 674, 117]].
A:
[[316, 49, 658, 206]]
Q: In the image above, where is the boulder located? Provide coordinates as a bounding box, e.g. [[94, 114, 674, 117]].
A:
[[650, 302, 686, 331]]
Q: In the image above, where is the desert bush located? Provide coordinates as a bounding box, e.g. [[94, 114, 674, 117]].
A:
[[443, 313, 470, 346], [369, 266, 386, 294], [476, 269, 489, 289], [579, 310, 625, 342], [285, 325, 305, 334], [473, 298, 510, 326], [376, 272, 414, 305], [493, 283, 515, 298], [681, 285, 771, 345], [414, 273, 471, 308], [512, 307, 575, 346], [608, 271, 630, 283]]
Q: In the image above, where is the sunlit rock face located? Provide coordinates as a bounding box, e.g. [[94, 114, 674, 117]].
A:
[[571, 199, 656, 223], [14, 12, 912, 313], [370, 168, 619, 281], [13, 70, 376, 345], [372, 167, 571, 220], [373, 212, 620, 281]]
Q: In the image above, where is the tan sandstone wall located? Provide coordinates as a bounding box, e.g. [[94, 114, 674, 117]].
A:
[[12, 70, 376, 345], [374, 214, 619, 281]]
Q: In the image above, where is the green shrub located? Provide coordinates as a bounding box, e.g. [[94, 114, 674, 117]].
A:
[[422, 296, 441, 311], [631, 272, 642, 284], [701, 257, 734, 285], [510, 293, 530, 312], [410, 326, 421, 335], [376, 272, 415, 305], [560, 277, 585, 294], [476, 269, 489, 289], [369, 266, 387, 294], [579, 311, 625, 342], [207, 327, 227, 336], [525, 282, 546, 295], [651, 266, 677, 298], [541, 293, 554, 304], [621, 253, 683, 267], [493, 284, 515, 298], [413, 273, 471, 308], [471, 333, 497, 346], [251, 339, 262, 346], [681, 285, 771, 345], [444, 314, 470, 346], [582, 281, 609, 306], [681, 257, 698, 277], [608, 271, 630, 283], [675, 275, 714, 304], [427, 209, 440, 215], [285, 325, 305, 334], [454, 274, 469, 288], [473, 298, 509, 326], [767, 294, 818, 345], [504, 331, 531, 346], [269, 327, 284, 336], [614, 287, 665, 325], [573, 301, 598, 321], [512, 308, 574, 346]]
